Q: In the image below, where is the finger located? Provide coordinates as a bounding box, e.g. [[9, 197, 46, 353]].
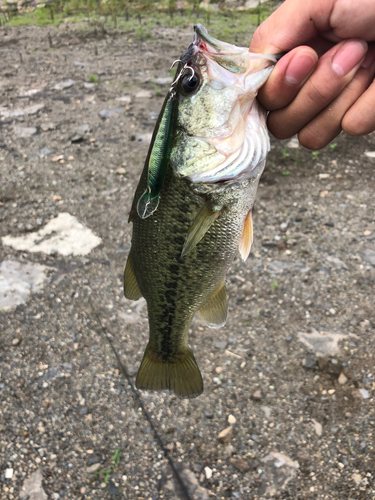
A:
[[342, 51, 375, 135], [267, 39, 368, 140], [258, 46, 318, 111], [250, 0, 375, 55], [250, 0, 334, 54], [298, 64, 375, 149]]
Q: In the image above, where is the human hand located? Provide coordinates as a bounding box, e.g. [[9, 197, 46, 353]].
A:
[[250, 0, 375, 150]]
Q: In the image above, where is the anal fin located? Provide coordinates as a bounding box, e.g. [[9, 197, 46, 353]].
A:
[[239, 209, 253, 261], [136, 344, 203, 399], [197, 281, 228, 329], [181, 201, 221, 257], [124, 254, 143, 300]]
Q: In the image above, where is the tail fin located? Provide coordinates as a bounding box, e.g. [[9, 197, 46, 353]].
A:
[[136, 344, 203, 398]]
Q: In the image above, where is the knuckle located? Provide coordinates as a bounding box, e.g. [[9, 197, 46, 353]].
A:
[[305, 80, 332, 107]]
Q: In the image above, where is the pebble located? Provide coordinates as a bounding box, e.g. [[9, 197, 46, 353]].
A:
[[99, 108, 124, 119], [83, 82, 96, 89], [231, 457, 250, 472], [217, 426, 233, 443], [215, 366, 223, 374], [214, 341, 227, 349], [251, 390, 262, 400], [12, 338, 20, 345], [361, 248, 375, 266], [338, 373, 348, 384], [298, 330, 349, 357], [228, 414, 236, 425], [135, 90, 153, 99], [204, 466, 212, 479], [41, 123, 56, 134], [359, 388, 370, 399], [364, 151, 375, 158], [14, 126, 37, 138], [53, 79, 75, 90], [116, 167, 126, 175], [20, 469, 47, 500], [304, 355, 317, 369], [312, 419, 323, 436], [116, 95, 131, 103], [153, 76, 173, 85], [286, 137, 299, 148], [5, 468, 13, 479], [363, 230, 371, 236]]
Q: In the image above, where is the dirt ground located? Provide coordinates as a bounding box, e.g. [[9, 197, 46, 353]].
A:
[[0, 20, 374, 500]]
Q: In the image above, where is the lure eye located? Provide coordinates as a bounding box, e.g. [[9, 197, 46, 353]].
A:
[[180, 72, 200, 94]]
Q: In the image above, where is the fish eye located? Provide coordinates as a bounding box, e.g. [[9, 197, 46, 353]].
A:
[[181, 72, 200, 94]]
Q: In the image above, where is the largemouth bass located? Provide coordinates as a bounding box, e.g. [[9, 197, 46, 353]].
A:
[[125, 24, 277, 398]]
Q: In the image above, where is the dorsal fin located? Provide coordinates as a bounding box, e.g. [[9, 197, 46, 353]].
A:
[[197, 281, 228, 328], [124, 254, 143, 300], [239, 209, 253, 261], [181, 202, 221, 257]]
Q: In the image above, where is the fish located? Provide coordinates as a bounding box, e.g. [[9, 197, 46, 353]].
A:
[[124, 24, 277, 398]]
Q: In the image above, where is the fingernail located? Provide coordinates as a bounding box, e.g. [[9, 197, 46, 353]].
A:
[[332, 40, 367, 76], [285, 53, 317, 85], [361, 50, 375, 69]]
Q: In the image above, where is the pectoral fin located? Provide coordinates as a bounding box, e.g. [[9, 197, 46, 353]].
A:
[[239, 209, 253, 261], [197, 281, 228, 328], [124, 254, 143, 300], [181, 202, 221, 257]]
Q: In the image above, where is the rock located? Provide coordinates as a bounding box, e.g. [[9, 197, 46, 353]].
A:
[[149, 111, 159, 120], [325, 255, 349, 270], [245, 0, 269, 8], [83, 82, 96, 89], [359, 388, 370, 399], [116, 167, 126, 175], [261, 406, 272, 419], [338, 373, 348, 384], [19, 88, 42, 97], [40, 122, 55, 132], [304, 355, 317, 369], [99, 108, 124, 119], [153, 76, 173, 85], [108, 478, 120, 495], [70, 123, 90, 142], [14, 126, 37, 138], [74, 61, 91, 67], [352, 473, 364, 485], [5, 468, 13, 479], [36, 147, 55, 158], [287, 137, 299, 148], [0, 103, 44, 118], [298, 330, 351, 357], [160, 466, 209, 500], [2, 213, 102, 257], [116, 95, 131, 103], [228, 414, 236, 425], [19, 469, 47, 500], [135, 90, 152, 99], [217, 426, 233, 444], [266, 260, 310, 274], [53, 79, 75, 90], [364, 151, 375, 158], [259, 452, 299, 497], [204, 466, 212, 479], [0, 259, 49, 311], [231, 457, 250, 472], [251, 390, 262, 400], [361, 248, 375, 266], [312, 419, 323, 436], [213, 340, 227, 349]]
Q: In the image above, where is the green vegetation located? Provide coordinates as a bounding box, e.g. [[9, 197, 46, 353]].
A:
[[271, 281, 279, 288], [282, 170, 290, 176], [311, 150, 319, 160], [93, 448, 121, 484], [330, 143, 338, 151], [89, 74, 99, 83], [1, 0, 277, 47]]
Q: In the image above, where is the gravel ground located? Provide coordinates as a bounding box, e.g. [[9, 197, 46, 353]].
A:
[[0, 22, 375, 500]]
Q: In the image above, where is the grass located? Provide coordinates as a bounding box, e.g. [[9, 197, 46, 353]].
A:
[[89, 75, 99, 83], [93, 448, 121, 484], [3, 0, 276, 47]]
